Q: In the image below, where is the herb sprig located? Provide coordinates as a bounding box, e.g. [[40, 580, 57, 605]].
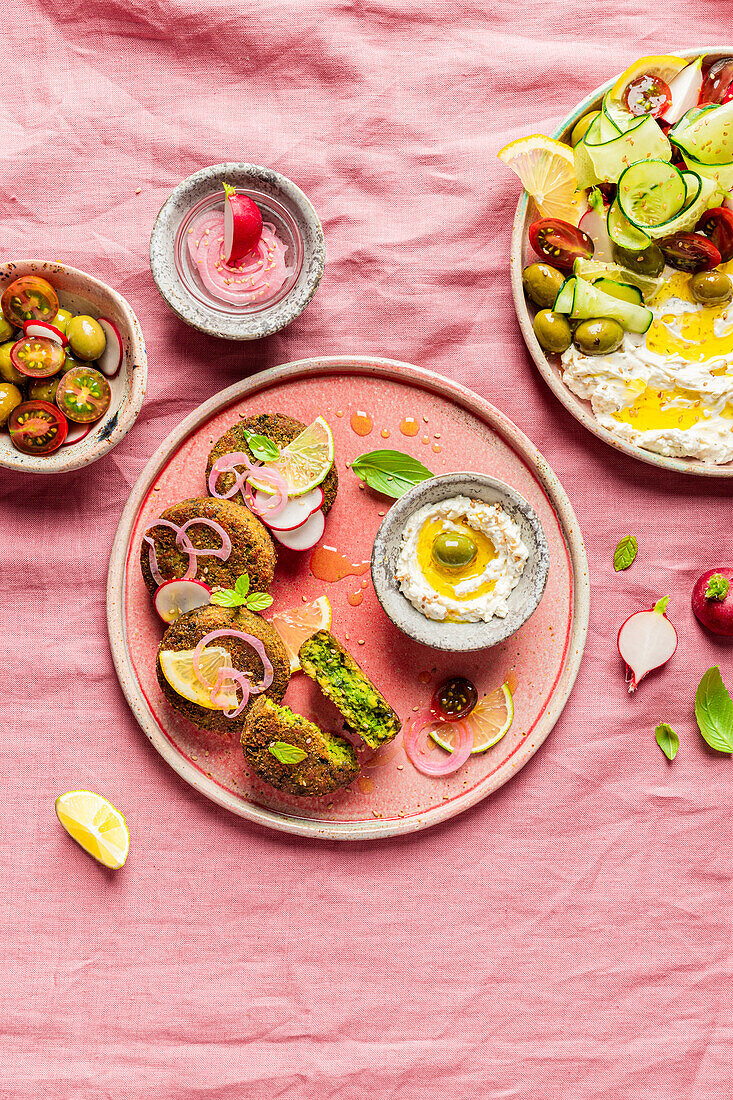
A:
[[655, 723, 679, 761], [613, 535, 638, 572], [350, 449, 433, 498], [695, 666, 733, 753], [242, 429, 280, 463], [210, 573, 273, 612], [269, 742, 307, 765]]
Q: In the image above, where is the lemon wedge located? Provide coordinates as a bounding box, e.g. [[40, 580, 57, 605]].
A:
[[249, 417, 334, 497], [429, 683, 514, 754], [55, 791, 129, 869], [159, 645, 238, 709], [498, 134, 586, 224], [270, 596, 332, 673]]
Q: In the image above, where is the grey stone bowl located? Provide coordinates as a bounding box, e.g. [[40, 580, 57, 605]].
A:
[[149, 163, 325, 340], [371, 472, 550, 652]]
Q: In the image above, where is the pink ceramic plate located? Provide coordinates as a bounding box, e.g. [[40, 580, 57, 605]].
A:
[[107, 357, 589, 840]]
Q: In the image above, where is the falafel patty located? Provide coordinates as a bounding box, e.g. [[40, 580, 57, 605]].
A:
[[298, 630, 402, 749], [140, 496, 276, 599], [157, 605, 290, 734], [206, 413, 338, 513], [242, 696, 360, 796]]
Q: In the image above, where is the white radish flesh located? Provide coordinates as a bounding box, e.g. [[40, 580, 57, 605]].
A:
[[97, 317, 123, 377], [256, 486, 324, 531], [224, 189, 263, 263], [24, 320, 67, 345], [154, 579, 212, 623], [579, 205, 614, 263], [272, 509, 325, 551], [660, 58, 703, 126], [617, 601, 678, 692]]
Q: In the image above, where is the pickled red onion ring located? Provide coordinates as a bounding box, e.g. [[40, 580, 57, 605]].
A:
[[210, 667, 253, 718], [243, 469, 288, 517], [192, 629, 274, 716], [403, 711, 473, 776], [143, 517, 233, 585], [208, 451, 288, 517], [142, 520, 184, 586], [208, 451, 258, 498]]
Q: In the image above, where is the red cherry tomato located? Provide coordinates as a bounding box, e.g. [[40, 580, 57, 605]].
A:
[[1, 276, 59, 328], [624, 74, 672, 118], [695, 207, 733, 263], [659, 231, 722, 273], [701, 58, 733, 104], [56, 365, 111, 423], [10, 336, 66, 378], [430, 676, 479, 721], [8, 400, 68, 454], [529, 218, 594, 273]]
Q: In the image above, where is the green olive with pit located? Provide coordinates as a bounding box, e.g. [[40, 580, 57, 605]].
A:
[[52, 308, 74, 334], [0, 382, 22, 427], [0, 340, 25, 384], [533, 309, 572, 354], [28, 376, 60, 402], [432, 531, 478, 570], [570, 110, 600, 147], [690, 270, 733, 306], [66, 315, 106, 361], [522, 262, 566, 309], [611, 241, 665, 277], [573, 318, 624, 356]]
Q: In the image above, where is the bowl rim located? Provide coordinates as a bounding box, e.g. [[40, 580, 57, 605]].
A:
[[371, 470, 550, 651], [510, 45, 733, 479], [149, 162, 325, 341], [0, 259, 147, 475]]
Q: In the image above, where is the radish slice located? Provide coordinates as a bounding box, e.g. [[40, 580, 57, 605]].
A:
[[617, 596, 678, 693], [272, 509, 325, 551], [154, 579, 212, 623], [223, 182, 263, 263], [660, 58, 703, 126], [579, 193, 614, 263], [255, 487, 324, 531], [23, 320, 68, 346], [97, 318, 123, 377], [403, 711, 473, 776], [61, 421, 92, 446]]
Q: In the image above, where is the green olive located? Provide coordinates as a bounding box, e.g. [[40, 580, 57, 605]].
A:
[[533, 309, 572, 354], [522, 262, 565, 309], [570, 110, 600, 147], [0, 314, 16, 343], [28, 376, 60, 402], [52, 308, 74, 334], [0, 382, 22, 427], [611, 241, 665, 277], [432, 531, 478, 570], [573, 318, 624, 356], [66, 315, 106, 361], [690, 270, 733, 306], [0, 340, 25, 384]]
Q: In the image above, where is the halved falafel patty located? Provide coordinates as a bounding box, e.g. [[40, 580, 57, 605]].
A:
[[298, 630, 402, 749], [242, 696, 360, 796], [157, 605, 290, 734], [206, 413, 338, 513], [140, 496, 276, 599]]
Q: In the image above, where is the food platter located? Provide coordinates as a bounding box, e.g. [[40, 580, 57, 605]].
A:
[[107, 356, 589, 840], [510, 46, 733, 478]]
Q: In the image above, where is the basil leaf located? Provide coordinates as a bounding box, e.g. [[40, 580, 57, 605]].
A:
[[695, 666, 733, 753], [654, 595, 670, 615], [268, 741, 307, 765], [234, 573, 251, 598], [245, 592, 274, 612], [655, 723, 679, 761], [210, 589, 240, 607], [705, 573, 730, 601], [613, 535, 637, 571], [350, 449, 433, 499], [243, 430, 279, 463]]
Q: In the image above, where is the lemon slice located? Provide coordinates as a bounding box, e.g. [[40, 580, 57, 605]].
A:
[[609, 55, 688, 107], [249, 417, 334, 497], [497, 135, 586, 224], [159, 645, 238, 710], [55, 791, 129, 869], [270, 597, 332, 672], [429, 683, 514, 754]]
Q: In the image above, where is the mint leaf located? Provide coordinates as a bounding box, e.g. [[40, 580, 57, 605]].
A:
[[210, 589, 240, 607], [655, 723, 679, 761], [268, 741, 307, 765], [695, 666, 733, 753], [234, 573, 251, 598], [245, 592, 273, 612], [613, 535, 637, 571], [242, 430, 279, 463], [350, 450, 433, 499], [654, 596, 670, 615], [705, 573, 730, 601]]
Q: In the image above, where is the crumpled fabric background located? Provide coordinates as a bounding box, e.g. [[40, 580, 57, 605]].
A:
[[2, 3, 733, 1097]]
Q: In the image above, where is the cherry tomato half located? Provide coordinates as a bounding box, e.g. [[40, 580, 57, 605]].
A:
[[701, 58, 733, 105], [10, 336, 66, 378], [659, 231, 722, 273], [624, 74, 672, 118], [1, 276, 59, 328], [8, 400, 68, 454], [529, 218, 594, 273], [695, 207, 733, 263], [55, 366, 111, 423], [430, 676, 479, 722]]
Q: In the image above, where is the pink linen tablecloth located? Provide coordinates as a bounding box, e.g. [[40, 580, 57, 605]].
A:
[[2, 4, 733, 1097]]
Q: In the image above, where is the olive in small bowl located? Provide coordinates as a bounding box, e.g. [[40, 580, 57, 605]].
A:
[[522, 262, 565, 310], [66, 315, 106, 361], [0, 382, 23, 427], [573, 318, 624, 356], [533, 310, 572, 354], [690, 270, 733, 306], [0, 340, 25, 384]]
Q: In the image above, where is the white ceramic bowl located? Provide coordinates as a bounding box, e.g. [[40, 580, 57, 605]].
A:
[[0, 260, 147, 475]]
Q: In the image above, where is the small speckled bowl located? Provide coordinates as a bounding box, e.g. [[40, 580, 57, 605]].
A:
[[371, 472, 550, 651], [150, 163, 325, 340], [0, 260, 147, 475]]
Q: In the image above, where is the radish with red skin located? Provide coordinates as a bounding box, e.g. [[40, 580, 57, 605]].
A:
[[617, 596, 678, 692], [579, 191, 614, 263], [660, 58, 704, 124], [60, 421, 93, 446], [223, 183, 263, 263], [253, 486, 324, 532], [154, 579, 212, 624], [96, 318, 123, 377], [23, 320, 68, 346], [692, 568, 733, 636], [272, 509, 325, 551]]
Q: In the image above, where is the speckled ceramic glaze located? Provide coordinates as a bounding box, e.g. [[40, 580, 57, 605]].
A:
[[107, 356, 589, 840], [150, 163, 325, 340], [372, 472, 549, 651], [511, 47, 733, 478], [0, 260, 147, 475]]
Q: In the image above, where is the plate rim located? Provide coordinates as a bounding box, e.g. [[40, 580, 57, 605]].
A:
[[510, 46, 733, 478], [106, 355, 590, 840]]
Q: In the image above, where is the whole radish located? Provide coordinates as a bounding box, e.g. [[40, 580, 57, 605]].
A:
[[692, 568, 733, 636]]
